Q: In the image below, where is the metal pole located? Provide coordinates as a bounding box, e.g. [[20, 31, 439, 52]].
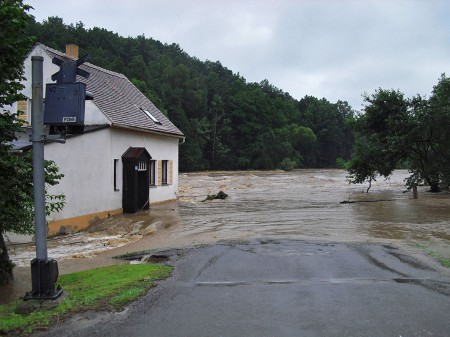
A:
[[24, 56, 62, 300], [31, 56, 47, 260]]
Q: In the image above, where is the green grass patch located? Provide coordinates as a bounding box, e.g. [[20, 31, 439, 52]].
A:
[[439, 258, 450, 268], [415, 242, 450, 268], [0, 263, 172, 336], [415, 243, 429, 250]]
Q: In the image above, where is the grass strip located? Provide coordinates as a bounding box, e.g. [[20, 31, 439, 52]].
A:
[[415, 242, 450, 268], [439, 258, 450, 268], [0, 263, 172, 336]]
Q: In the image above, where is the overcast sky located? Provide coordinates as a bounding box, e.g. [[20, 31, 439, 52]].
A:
[[27, 0, 449, 111]]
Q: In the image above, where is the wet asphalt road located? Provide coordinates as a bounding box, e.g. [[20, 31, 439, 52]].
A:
[[37, 240, 450, 337]]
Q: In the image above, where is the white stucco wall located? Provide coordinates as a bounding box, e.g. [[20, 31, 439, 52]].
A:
[[46, 127, 180, 222], [111, 128, 180, 204], [22, 44, 59, 100], [45, 128, 114, 220]]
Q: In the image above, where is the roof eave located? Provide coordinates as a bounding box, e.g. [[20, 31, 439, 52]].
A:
[[110, 124, 185, 139]]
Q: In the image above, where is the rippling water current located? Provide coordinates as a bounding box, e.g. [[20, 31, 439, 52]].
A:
[[170, 170, 450, 244]]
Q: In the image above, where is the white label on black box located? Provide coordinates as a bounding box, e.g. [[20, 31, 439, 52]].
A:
[[63, 117, 77, 123]]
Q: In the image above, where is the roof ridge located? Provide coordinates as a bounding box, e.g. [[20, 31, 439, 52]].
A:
[[37, 43, 126, 79], [84, 62, 127, 79]]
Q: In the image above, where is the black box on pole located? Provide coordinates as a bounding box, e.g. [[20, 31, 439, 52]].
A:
[[43, 54, 93, 135], [44, 82, 87, 134]]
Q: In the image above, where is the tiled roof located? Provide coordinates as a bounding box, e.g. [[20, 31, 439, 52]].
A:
[[38, 43, 184, 137]]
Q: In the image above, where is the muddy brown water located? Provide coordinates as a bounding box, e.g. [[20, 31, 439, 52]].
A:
[[2, 169, 449, 303]]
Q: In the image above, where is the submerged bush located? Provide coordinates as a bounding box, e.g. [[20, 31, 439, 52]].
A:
[[280, 158, 297, 171]]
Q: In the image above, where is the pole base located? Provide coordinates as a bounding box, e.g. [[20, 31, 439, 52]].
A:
[[23, 285, 63, 301], [23, 258, 63, 301]]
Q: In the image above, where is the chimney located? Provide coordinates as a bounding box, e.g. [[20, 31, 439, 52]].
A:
[[65, 44, 79, 59]]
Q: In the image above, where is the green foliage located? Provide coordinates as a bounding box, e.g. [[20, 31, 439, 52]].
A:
[[0, 0, 35, 284], [0, 140, 65, 235], [0, 0, 35, 107], [345, 87, 409, 185], [347, 75, 450, 192], [0, 119, 65, 283], [335, 158, 348, 169], [415, 242, 450, 268], [405, 74, 450, 191], [440, 259, 450, 268], [0, 264, 173, 335], [280, 157, 297, 171], [296, 97, 355, 167], [44, 159, 66, 216], [0, 1, 65, 283], [26, 16, 356, 171]]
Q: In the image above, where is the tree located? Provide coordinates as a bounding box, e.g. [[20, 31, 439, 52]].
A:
[[297, 96, 355, 167], [208, 94, 230, 169], [274, 124, 316, 168], [405, 75, 450, 191], [0, 0, 33, 108], [0, 0, 35, 283], [0, 0, 65, 284], [431, 75, 450, 186], [347, 88, 409, 190], [347, 76, 450, 192]]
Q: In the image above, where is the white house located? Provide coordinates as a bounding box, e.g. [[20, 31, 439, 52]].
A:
[[11, 43, 184, 236]]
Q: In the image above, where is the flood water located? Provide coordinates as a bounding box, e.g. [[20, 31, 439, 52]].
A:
[[103, 169, 450, 260], [165, 169, 450, 244], [2, 169, 450, 303]]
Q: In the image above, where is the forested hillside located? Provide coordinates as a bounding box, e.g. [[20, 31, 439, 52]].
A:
[[27, 17, 355, 171]]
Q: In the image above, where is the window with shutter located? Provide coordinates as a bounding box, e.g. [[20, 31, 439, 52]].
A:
[[149, 160, 156, 186], [162, 160, 168, 185]]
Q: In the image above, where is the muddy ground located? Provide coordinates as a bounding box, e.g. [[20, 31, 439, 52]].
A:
[[2, 169, 450, 303]]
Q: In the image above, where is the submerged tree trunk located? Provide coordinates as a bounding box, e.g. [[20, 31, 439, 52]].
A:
[[366, 178, 372, 193], [413, 185, 418, 199], [0, 231, 13, 285]]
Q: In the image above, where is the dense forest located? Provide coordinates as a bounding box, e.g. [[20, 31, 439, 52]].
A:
[[26, 17, 355, 172]]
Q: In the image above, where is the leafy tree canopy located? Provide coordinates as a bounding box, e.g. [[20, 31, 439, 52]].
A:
[[347, 74, 450, 192]]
